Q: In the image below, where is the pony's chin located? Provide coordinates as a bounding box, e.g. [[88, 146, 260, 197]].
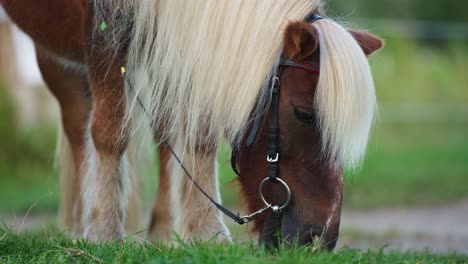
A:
[[258, 213, 282, 250]]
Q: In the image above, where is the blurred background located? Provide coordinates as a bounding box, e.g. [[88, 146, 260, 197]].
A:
[[0, 0, 467, 254]]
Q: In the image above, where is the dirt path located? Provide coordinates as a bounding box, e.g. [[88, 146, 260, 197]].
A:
[[338, 199, 468, 254]]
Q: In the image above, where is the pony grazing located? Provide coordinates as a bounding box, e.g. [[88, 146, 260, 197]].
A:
[[0, 0, 383, 249]]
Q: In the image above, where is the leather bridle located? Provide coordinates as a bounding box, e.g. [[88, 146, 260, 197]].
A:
[[228, 13, 323, 226], [230, 56, 321, 222], [230, 14, 322, 221]]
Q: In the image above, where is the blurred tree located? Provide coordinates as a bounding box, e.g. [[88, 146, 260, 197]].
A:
[[411, 0, 468, 22], [327, 0, 468, 22]]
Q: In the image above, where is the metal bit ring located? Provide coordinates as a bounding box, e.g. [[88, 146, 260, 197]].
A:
[[259, 177, 291, 211]]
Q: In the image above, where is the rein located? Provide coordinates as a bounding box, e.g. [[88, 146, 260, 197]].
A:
[[95, 2, 322, 227]]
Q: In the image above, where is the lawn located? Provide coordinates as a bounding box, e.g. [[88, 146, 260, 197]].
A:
[[0, 228, 466, 263]]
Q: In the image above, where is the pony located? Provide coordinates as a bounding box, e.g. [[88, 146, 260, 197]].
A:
[[0, 0, 383, 249]]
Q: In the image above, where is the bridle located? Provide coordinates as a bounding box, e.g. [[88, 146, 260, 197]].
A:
[[230, 55, 321, 224], [95, 3, 322, 228], [230, 14, 323, 224]]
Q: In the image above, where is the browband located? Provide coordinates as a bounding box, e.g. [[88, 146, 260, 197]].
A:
[[279, 58, 320, 74]]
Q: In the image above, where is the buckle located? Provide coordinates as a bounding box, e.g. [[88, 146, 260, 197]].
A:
[[267, 153, 279, 163]]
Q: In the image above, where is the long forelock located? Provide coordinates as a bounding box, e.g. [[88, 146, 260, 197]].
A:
[[313, 19, 377, 169]]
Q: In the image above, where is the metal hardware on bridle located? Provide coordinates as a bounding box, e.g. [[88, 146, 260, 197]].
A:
[[238, 203, 272, 224], [229, 13, 323, 224], [233, 55, 319, 223], [259, 177, 291, 210], [96, 3, 322, 226]]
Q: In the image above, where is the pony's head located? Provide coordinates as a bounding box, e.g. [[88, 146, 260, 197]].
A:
[[234, 18, 383, 250]]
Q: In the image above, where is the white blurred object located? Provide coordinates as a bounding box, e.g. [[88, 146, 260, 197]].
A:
[[1, 5, 45, 86], [12, 25, 44, 87], [0, 13, 57, 127], [0, 7, 6, 23]]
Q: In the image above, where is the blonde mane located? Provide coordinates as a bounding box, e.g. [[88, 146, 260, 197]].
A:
[[314, 19, 377, 168], [95, 0, 376, 169]]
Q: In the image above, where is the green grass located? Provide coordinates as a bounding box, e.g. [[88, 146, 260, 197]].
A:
[[0, 228, 466, 263], [343, 122, 468, 209], [0, 86, 58, 214], [371, 39, 468, 105]]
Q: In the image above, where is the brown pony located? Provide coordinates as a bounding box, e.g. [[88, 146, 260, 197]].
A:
[[0, 0, 382, 249]]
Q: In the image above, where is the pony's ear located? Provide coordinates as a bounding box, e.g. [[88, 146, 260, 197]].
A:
[[349, 30, 384, 56], [283, 21, 319, 60]]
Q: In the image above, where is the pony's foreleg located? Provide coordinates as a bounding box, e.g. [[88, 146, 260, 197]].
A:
[[81, 53, 130, 241], [35, 45, 91, 234], [170, 144, 231, 242], [149, 144, 174, 240]]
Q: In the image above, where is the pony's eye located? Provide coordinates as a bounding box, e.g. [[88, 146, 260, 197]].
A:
[[293, 106, 316, 125]]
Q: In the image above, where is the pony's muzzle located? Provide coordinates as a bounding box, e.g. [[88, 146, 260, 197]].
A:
[[279, 208, 337, 251]]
